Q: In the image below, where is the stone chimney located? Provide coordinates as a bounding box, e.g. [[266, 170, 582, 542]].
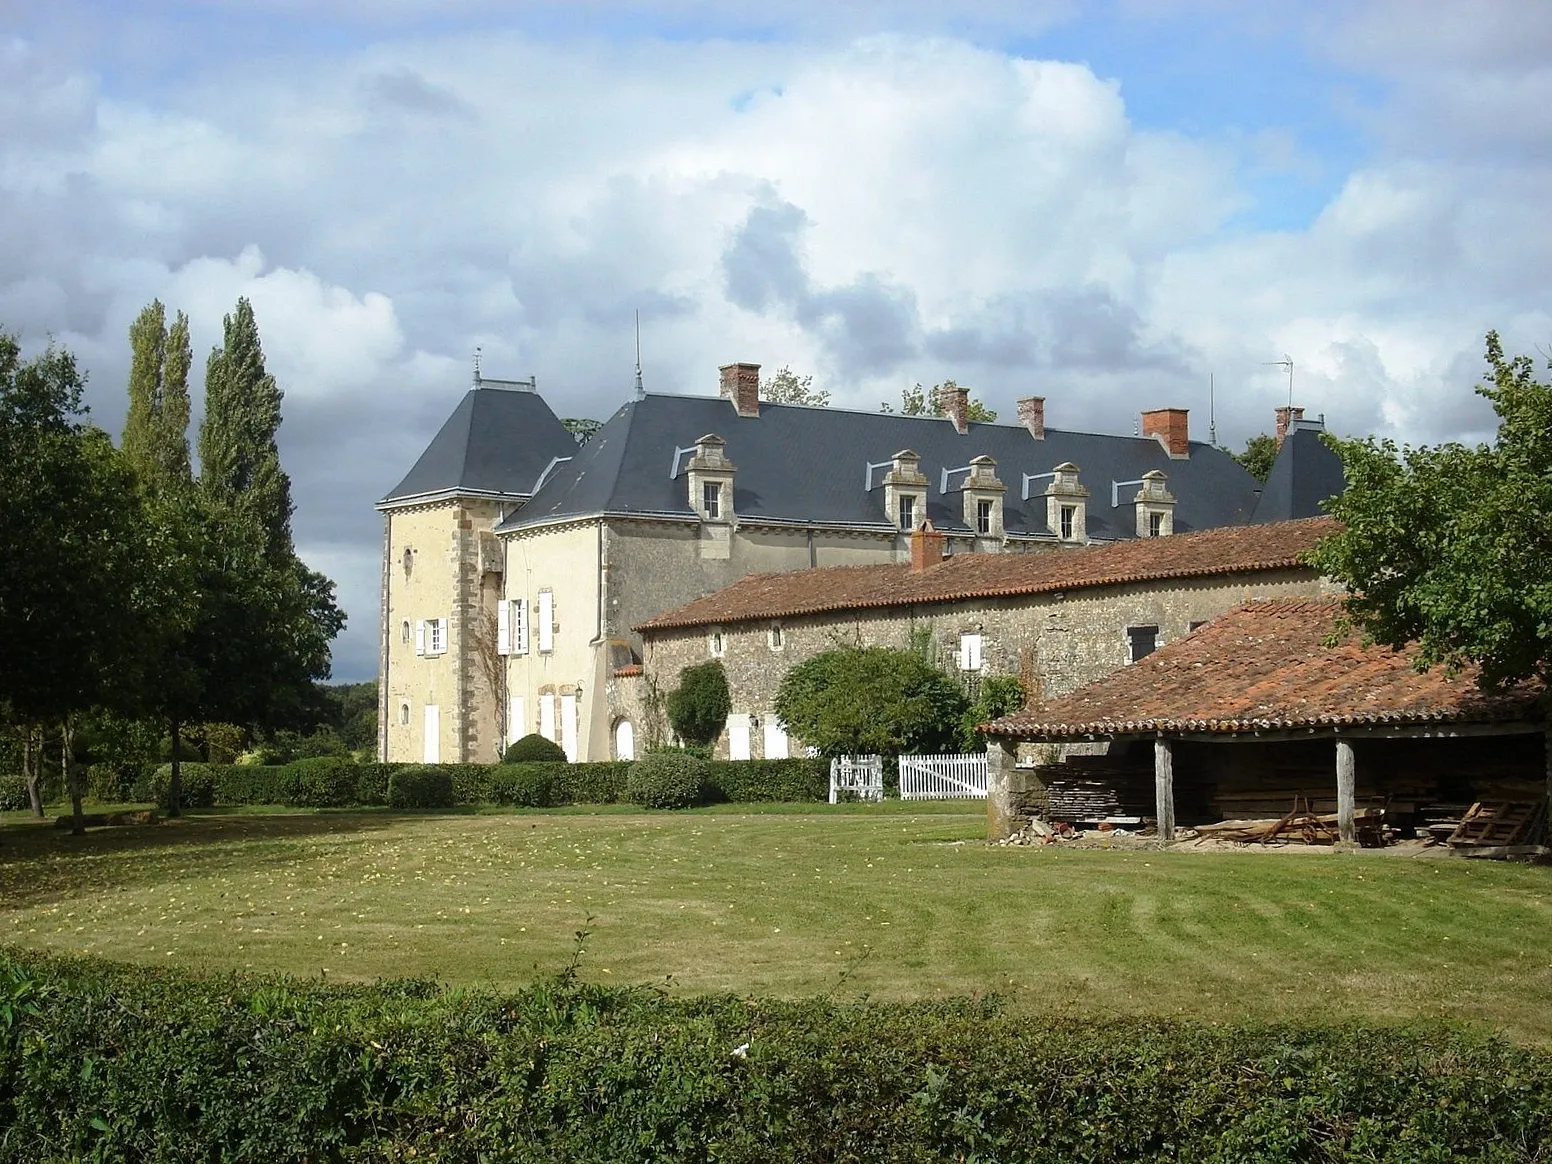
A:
[[719, 362, 761, 418], [940, 382, 970, 435], [1016, 396, 1045, 440], [1140, 407, 1190, 459], [1274, 405, 1305, 448], [910, 519, 946, 572]]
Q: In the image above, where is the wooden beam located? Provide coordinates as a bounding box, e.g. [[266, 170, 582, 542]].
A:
[[1336, 738, 1356, 845], [1154, 738, 1176, 842]]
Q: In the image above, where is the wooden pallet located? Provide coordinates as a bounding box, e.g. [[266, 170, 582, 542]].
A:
[[1447, 800, 1545, 848]]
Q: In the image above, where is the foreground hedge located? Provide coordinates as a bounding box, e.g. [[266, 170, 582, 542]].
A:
[[1, 950, 1548, 1162]]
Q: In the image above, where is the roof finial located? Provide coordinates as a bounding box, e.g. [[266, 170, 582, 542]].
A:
[[1208, 372, 1217, 447], [633, 309, 645, 401], [473, 346, 483, 387]]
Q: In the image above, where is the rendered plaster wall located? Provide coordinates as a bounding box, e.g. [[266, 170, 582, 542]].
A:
[[640, 567, 1338, 757]]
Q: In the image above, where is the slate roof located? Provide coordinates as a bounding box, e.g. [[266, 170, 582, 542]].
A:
[[985, 598, 1543, 739], [1251, 424, 1346, 524], [497, 393, 1275, 537], [380, 387, 577, 505], [637, 516, 1339, 633]]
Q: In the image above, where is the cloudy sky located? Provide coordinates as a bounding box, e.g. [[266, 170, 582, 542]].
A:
[[5, 0, 1550, 681]]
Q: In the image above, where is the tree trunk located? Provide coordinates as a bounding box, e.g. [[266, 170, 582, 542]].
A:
[[64, 720, 85, 837], [168, 719, 182, 818], [23, 726, 43, 818]]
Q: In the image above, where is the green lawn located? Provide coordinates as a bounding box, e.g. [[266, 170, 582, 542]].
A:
[[3, 805, 1551, 1042]]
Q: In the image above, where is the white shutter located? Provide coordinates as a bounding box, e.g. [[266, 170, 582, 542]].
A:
[[422, 705, 440, 763], [539, 693, 556, 741], [497, 598, 511, 655], [727, 713, 751, 761], [513, 599, 529, 655], [415, 620, 426, 656], [560, 693, 578, 762], [538, 591, 555, 653], [959, 632, 982, 671], [509, 695, 526, 747], [762, 718, 789, 760]]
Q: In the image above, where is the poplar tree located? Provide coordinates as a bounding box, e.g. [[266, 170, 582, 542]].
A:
[[123, 300, 193, 490]]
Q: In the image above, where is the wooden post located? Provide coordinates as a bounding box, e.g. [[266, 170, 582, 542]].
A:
[[1336, 737, 1356, 845], [1154, 738, 1175, 841]]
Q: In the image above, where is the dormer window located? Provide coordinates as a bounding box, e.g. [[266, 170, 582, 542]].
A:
[[1045, 462, 1089, 544], [1148, 511, 1163, 538], [977, 499, 993, 535], [898, 495, 916, 531], [703, 482, 721, 520], [1060, 505, 1076, 540]]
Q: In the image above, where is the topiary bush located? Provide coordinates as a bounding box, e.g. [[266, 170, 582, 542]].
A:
[[503, 733, 568, 763], [151, 763, 217, 810], [388, 766, 455, 810], [626, 751, 707, 809], [281, 756, 358, 808], [665, 660, 731, 748]]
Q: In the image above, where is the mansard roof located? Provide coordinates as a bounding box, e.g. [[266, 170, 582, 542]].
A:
[[380, 385, 577, 506], [1251, 424, 1346, 524], [985, 598, 1542, 740], [497, 393, 1279, 537], [637, 517, 1338, 633]]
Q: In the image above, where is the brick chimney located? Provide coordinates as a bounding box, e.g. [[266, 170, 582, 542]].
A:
[[1140, 407, 1190, 459], [1274, 405, 1305, 448], [940, 382, 970, 435], [719, 362, 761, 418], [910, 518, 945, 572], [1016, 396, 1045, 440]]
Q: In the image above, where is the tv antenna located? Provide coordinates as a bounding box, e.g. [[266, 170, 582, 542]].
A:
[[1263, 354, 1294, 409]]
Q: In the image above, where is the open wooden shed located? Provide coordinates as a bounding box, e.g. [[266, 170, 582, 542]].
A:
[[983, 599, 1550, 850]]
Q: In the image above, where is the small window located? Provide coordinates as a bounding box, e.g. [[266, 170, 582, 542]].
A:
[[1148, 511, 1164, 538], [402, 547, 413, 577], [898, 494, 916, 531], [427, 618, 447, 656], [702, 482, 721, 520], [1059, 505, 1076, 541], [709, 629, 725, 657], [977, 498, 993, 535], [400, 619, 411, 644], [768, 624, 784, 651], [398, 702, 410, 725], [1127, 625, 1159, 663], [958, 631, 983, 672]]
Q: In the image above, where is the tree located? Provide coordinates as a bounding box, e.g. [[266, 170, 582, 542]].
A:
[[1232, 434, 1279, 483], [884, 379, 997, 422], [562, 417, 601, 445], [774, 646, 969, 757], [1305, 331, 1552, 689], [960, 675, 1025, 752], [665, 660, 731, 748], [0, 332, 158, 831], [123, 300, 192, 491], [760, 366, 830, 407]]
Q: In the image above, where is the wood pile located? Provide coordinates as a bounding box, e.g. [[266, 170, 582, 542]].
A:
[[1036, 755, 1154, 824], [1447, 800, 1547, 849], [1194, 799, 1387, 847]]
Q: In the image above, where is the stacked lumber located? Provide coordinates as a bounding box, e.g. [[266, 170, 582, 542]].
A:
[[1036, 755, 1154, 824], [1194, 801, 1387, 846]]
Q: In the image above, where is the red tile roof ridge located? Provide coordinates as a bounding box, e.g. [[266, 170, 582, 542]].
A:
[[636, 517, 1340, 633]]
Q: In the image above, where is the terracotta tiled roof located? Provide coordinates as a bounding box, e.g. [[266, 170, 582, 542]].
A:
[[612, 664, 643, 678], [636, 517, 1339, 632], [985, 598, 1543, 738]]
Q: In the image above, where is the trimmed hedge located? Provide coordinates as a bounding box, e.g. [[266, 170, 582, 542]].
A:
[[388, 765, 455, 809], [150, 763, 217, 810], [704, 757, 829, 803], [627, 751, 707, 809], [2, 949, 1550, 1161]]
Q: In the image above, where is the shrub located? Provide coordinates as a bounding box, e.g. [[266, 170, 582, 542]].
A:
[[555, 761, 631, 804], [388, 766, 455, 810], [353, 763, 402, 806], [490, 764, 558, 808], [0, 775, 29, 811], [626, 751, 706, 809], [151, 763, 217, 810], [282, 756, 357, 808], [665, 660, 731, 747], [211, 765, 293, 806], [704, 758, 829, 803], [503, 733, 567, 763]]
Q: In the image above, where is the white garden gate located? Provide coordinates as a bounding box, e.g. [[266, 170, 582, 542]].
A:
[[829, 755, 883, 803], [898, 753, 989, 800]]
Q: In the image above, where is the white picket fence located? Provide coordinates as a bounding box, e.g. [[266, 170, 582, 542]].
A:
[[829, 752, 990, 802], [899, 753, 989, 800], [829, 755, 883, 803]]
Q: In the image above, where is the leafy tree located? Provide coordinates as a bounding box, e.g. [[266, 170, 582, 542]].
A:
[[760, 366, 830, 407], [123, 300, 193, 492], [774, 646, 969, 757], [665, 660, 731, 748], [884, 379, 996, 422], [1306, 331, 1552, 689], [960, 675, 1025, 751], [1232, 433, 1279, 483], [562, 417, 601, 444]]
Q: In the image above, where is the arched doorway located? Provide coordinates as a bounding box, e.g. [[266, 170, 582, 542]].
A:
[[614, 719, 636, 761]]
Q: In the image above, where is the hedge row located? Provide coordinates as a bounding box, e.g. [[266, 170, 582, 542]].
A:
[[142, 756, 832, 810], [1, 949, 1548, 1162]]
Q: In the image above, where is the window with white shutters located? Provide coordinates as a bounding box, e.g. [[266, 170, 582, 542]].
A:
[[497, 598, 511, 655], [538, 591, 555, 653], [426, 618, 447, 656], [958, 632, 983, 672]]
